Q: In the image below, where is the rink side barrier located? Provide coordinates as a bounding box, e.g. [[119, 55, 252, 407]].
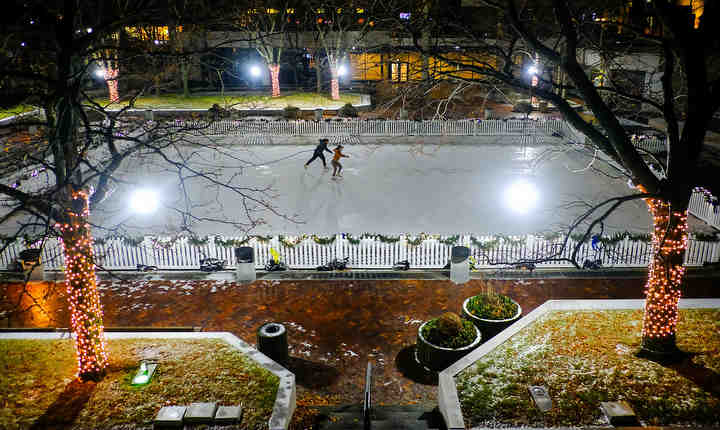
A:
[[2, 228, 718, 272], [169, 118, 666, 152]]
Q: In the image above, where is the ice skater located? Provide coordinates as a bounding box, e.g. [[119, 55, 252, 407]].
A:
[[305, 138, 332, 170], [331, 144, 349, 178]]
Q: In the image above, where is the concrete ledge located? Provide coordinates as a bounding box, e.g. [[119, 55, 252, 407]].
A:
[[437, 298, 720, 430], [0, 331, 295, 430]]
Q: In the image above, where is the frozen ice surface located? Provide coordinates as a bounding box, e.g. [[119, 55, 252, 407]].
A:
[[88, 136, 651, 236]]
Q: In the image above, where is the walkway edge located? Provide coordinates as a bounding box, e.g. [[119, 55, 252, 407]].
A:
[[436, 298, 720, 430], [0, 331, 296, 430]]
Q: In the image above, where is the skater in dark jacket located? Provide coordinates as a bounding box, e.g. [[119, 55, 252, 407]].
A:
[[305, 138, 333, 169]]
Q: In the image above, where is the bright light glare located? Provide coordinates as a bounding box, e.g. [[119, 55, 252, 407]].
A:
[[504, 180, 539, 214], [250, 65, 262, 77], [132, 373, 149, 384], [130, 189, 159, 214], [338, 65, 348, 76], [95, 69, 105, 78], [527, 65, 539, 75]]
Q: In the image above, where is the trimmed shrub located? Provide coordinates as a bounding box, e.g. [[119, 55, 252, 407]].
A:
[[283, 105, 301, 120], [465, 294, 519, 320], [422, 314, 477, 348], [338, 102, 358, 118], [513, 102, 533, 117]]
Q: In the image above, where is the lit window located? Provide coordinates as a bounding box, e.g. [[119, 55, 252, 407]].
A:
[[266, 8, 279, 14], [286, 8, 295, 13], [356, 8, 364, 13], [317, 8, 325, 13], [336, 8, 343, 13], [400, 12, 410, 20]]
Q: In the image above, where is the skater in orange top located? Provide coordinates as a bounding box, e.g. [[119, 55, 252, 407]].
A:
[[331, 145, 349, 177]]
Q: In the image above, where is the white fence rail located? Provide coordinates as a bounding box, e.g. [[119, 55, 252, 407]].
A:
[[689, 190, 720, 231], [172, 119, 567, 138], [2, 233, 718, 272]]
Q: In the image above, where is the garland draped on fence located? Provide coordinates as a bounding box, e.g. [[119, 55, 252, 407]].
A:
[[89, 230, 720, 250]]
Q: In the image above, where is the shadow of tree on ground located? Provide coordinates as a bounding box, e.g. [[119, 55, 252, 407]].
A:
[[30, 378, 96, 429], [395, 345, 438, 386], [287, 356, 340, 389]]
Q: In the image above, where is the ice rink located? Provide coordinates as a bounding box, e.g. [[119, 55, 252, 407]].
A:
[[92, 136, 652, 237]]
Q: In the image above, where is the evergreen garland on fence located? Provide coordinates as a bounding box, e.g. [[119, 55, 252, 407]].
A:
[[439, 235, 460, 246], [693, 232, 720, 242], [345, 234, 361, 245], [73, 229, 720, 252], [279, 235, 307, 248], [311, 235, 336, 245], [121, 236, 145, 247], [406, 236, 424, 246], [188, 236, 211, 247], [213, 236, 251, 248]]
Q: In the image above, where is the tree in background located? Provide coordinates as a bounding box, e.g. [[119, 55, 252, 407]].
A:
[[398, 0, 719, 356], [93, 31, 123, 102], [230, 0, 295, 97], [307, 0, 377, 100]]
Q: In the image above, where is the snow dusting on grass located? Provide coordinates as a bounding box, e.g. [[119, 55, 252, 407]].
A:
[[0, 339, 279, 429], [456, 309, 720, 427]]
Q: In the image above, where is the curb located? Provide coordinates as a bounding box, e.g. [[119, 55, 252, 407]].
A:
[[436, 298, 720, 430], [0, 331, 296, 430]]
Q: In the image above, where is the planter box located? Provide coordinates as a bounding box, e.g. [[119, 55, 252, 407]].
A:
[[416, 322, 481, 372], [462, 296, 522, 341]]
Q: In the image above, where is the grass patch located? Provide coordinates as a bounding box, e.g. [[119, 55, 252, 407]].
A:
[[456, 309, 720, 427], [0, 338, 279, 429], [0, 105, 39, 120], [92, 92, 363, 110]]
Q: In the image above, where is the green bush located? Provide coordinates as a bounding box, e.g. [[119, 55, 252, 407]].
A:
[[422, 314, 477, 348], [283, 105, 301, 120], [466, 294, 518, 320], [513, 102, 533, 117], [338, 102, 358, 118]]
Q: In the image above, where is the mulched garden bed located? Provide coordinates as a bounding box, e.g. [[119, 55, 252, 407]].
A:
[[456, 309, 720, 427], [0, 338, 278, 429]]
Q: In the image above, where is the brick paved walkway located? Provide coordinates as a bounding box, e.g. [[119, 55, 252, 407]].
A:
[[3, 276, 718, 406]]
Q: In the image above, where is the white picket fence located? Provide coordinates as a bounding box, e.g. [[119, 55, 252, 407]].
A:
[[689, 189, 720, 231], [171, 119, 567, 138], [2, 233, 718, 272]]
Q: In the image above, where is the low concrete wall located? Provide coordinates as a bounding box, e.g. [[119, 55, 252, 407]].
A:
[[0, 331, 296, 430], [436, 298, 720, 430]]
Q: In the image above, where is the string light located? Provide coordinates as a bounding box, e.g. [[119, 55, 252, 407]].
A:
[[640, 193, 688, 352], [56, 190, 108, 380], [269, 64, 280, 97]]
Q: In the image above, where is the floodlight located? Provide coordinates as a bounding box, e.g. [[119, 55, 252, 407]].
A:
[[130, 189, 159, 214]]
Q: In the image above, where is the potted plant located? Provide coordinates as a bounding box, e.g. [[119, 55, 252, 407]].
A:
[[462, 293, 522, 341], [416, 312, 481, 372]]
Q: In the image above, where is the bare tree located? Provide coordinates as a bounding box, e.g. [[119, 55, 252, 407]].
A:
[[0, 0, 295, 380], [395, 0, 720, 356], [306, 0, 377, 100], [228, 0, 296, 97]]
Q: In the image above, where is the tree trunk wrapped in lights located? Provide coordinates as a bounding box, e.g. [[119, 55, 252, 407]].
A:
[[269, 64, 280, 98], [641, 197, 688, 355], [57, 189, 108, 381], [103, 66, 119, 103], [330, 72, 340, 101]]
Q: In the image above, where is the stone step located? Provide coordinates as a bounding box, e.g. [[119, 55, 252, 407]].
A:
[[313, 404, 442, 430], [318, 419, 430, 430]]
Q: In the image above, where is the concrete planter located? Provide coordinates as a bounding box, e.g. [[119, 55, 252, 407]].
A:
[[416, 321, 481, 372], [462, 295, 522, 341]]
